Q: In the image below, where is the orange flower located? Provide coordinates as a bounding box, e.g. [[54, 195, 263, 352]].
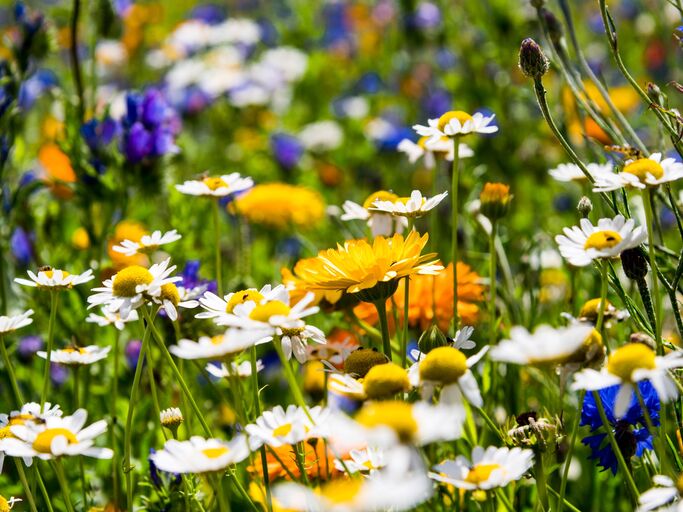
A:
[[39, 143, 76, 198], [354, 262, 483, 332], [248, 442, 340, 481], [107, 221, 149, 268]]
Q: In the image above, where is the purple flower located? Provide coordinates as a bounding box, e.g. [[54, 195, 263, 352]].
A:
[[271, 133, 304, 170], [123, 122, 153, 164], [18, 69, 57, 110], [17, 335, 43, 363], [10, 227, 33, 266], [126, 339, 142, 370], [413, 2, 441, 29], [51, 362, 69, 387]]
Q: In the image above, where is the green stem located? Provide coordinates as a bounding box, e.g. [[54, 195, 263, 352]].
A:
[[642, 190, 663, 354], [41, 291, 59, 409], [73, 367, 88, 509], [534, 455, 549, 511], [213, 474, 229, 512], [402, 276, 410, 367], [272, 338, 312, 422], [213, 199, 223, 296], [14, 459, 38, 512], [451, 135, 461, 331], [1, 334, 23, 406], [111, 330, 121, 509], [52, 459, 76, 512], [635, 385, 670, 474], [558, 391, 585, 512], [34, 466, 54, 512], [592, 390, 639, 500], [374, 299, 392, 361], [596, 260, 609, 347], [489, 221, 498, 344], [250, 346, 273, 512], [69, 0, 85, 121]]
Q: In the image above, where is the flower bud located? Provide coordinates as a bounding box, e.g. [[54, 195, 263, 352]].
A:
[[620, 248, 648, 280], [418, 324, 449, 354], [577, 196, 592, 218], [541, 9, 563, 45], [519, 38, 549, 80], [479, 183, 512, 221], [160, 407, 184, 435], [344, 348, 389, 378]]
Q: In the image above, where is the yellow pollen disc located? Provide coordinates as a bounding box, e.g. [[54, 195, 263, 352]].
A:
[[40, 269, 69, 280], [437, 110, 473, 131], [362, 460, 375, 470], [0, 496, 9, 512], [356, 401, 417, 443], [249, 300, 291, 322], [419, 346, 468, 384], [362, 362, 410, 399], [465, 463, 501, 485], [226, 289, 264, 313], [202, 176, 229, 191], [607, 343, 656, 381], [112, 266, 154, 297], [160, 283, 180, 306], [0, 426, 13, 440], [202, 446, 229, 459], [32, 428, 78, 454], [417, 136, 431, 149], [579, 298, 612, 321], [63, 347, 87, 354], [583, 230, 622, 251], [363, 190, 399, 209], [320, 478, 363, 504], [272, 423, 293, 437], [623, 158, 664, 182], [210, 335, 225, 345]]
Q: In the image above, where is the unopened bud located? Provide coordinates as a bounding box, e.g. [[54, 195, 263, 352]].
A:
[[620, 248, 648, 280], [577, 196, 592, 218], [344, 348, 389, 378], [479, 182, 512, 221], [160, 407, 183, 435], [418, 324, 449, 354], [647, 82, 664, 106], [541, 9, 563, 45], [519, 38, 549, 80]]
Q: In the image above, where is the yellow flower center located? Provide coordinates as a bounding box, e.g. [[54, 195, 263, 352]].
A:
[[63, 347, 87, 354], [437, 110, 473, 131], [160, 283, 180, 306], [210, 335, 224, 345], [226, 289, 264, 313], [202, 446, 229, 459], [607, 343, 656, 381], [583, 230, 622, 251], [32, 428, 78, 454], [249, 301, 291, 322], [344, 348, 389, 378], [579, 298, 613, 321], [356, 401, 417, 443], [465, 463, 501, 485], [0, 426, 13, 439], [272, 423, 293, 438], [112, 266, 154, 297], [320, 478, 363, 504], [363, 190, 399, 209], [0, 496, 9, 512], [202, 176, 228, 191], [623, 158, 664, 182], [419, 346, 468, 384], [40, 268, 70, 280], [362, 362, 410, 399], [362, 460, 377, 470], [480, 183, 511, 205]]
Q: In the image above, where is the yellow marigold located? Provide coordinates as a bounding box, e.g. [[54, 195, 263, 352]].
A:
[[107, 220, 149, 268], [293, 231, 442, 300], [354, 262, 483, 332], [234, 183, 325, 229]]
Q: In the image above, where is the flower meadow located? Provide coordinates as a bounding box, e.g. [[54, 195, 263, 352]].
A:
[[3, 1, 683, 512]]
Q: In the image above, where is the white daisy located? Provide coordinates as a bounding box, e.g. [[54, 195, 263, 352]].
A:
[[489, 323, 595, 365], [87, 258, 180, 319], [159, 407, 184, 429], [151, 281, 198, 322], [2, 408, 113, 461], [150, 435, 251, 474], [397, 137, 473, 169], [429, 446, 534, 490], [196, 285, 282, 322], [637, 475, 682, 512], [169, 329, 264, 360], [341, 191, 409, 237], [413, 111, 498, 145], [555, 215, 647, 267], [112, 229, 182, 256], [37, 345, 111, 366], [15, 267, 94, 290], [548, 162, 613, 183], [572, 342, 683, 418], [593, 153, 683, 192], [86, 308, 139, 330], [0, 310, 33, 334], [175, 173, 254, 197], [205, 359, 264, 379], [245, 405, 308, 448], [370, 190, 448, 218], [409, 346, 488, 407], [334, 446, 386, 475]]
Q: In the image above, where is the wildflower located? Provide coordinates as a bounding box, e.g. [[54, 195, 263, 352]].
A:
[[150, 435, 250, 473], [87, 258, 180, 319], [572, 342, 683, 417], [250, 440, 340, 481], [581, 381, 659, 474], [341, 191, 409, 237], [397, 136, 473, 169], [160, 407, 184, 433], [0, 496, 20, 511], [592, 153, 683, 192], [293, 231, 442, 302], [417, 324, 450, 353], [518, 37, 550, 80], [555, 215, 647, 267], [298, 120, 343, 152], [205, 359, 264, 379], [2, 408, 113, 460], [334, 446, 386, 475], [577, 196, 593, 218], [637, 474, 683, 511], [548, 162, 613, 183], [362, 363, 411, 399], [107, 220, 149, 267], [369, 190, 448, 218], [86, 308, 139, 330], [112, 229, 182, 256], [490, 323, 595, 365], [169, 330, 264, 360], [196, 285, 281, 322], [0, 310, 33, 334], [0, 402, 63, 470], [429, 446, 534, 490], [15, 267, 94, 290], [505, 412, 560, 450], [245, 405, 308, 448], [479, 182, 512, 221], [175, 172, 254, 197], [413, 110, 498, 145], [37, 345, 110, 366], [564, 298, 629, 325], [234, 183, 325, 229]]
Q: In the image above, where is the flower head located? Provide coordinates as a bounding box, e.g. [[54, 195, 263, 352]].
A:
[[15, 267, 94, 290], [397, 136, 473, 169], [548, 162, 613, 183], [592, 153, 683, 192], [175, 172, 254, 197], [37, 345, 110, 366], [150, 435, 250, 474], [340, 191, 408, 237], [169, 329, 264, 360], [112, 229, 182, 256], [413, 110, 498, 146], [234, 183, 325, 229], [479, 182, 512, 221], [369, 190, 448, 219], [0, 310, 33, 334]]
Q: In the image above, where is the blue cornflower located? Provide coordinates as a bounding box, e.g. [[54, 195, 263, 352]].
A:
[[581, 380, 660, 474], [270, 133, 304, 170]]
